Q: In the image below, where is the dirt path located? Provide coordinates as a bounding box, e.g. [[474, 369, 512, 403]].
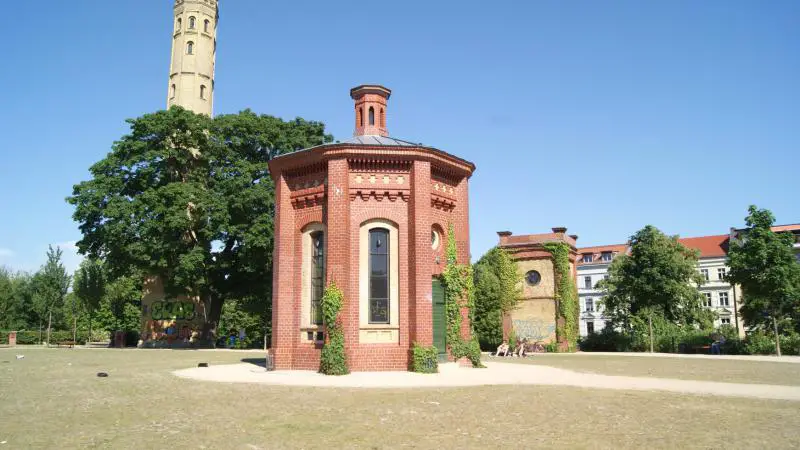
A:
[[173, 361, 800, 401]]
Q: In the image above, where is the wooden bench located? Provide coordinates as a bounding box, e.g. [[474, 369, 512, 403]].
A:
[[691, 344, 711, 354], [54, 341, 76, 348]]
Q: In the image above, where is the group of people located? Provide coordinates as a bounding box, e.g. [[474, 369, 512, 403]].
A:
[[495, 338, 543, 358]]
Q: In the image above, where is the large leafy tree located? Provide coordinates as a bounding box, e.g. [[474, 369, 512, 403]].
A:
[[73, 258, 106, 343], [599, 225, 712, 331], [68, 107, 331, 339], [727, 206, 800, 356], [473, 247, 520, 348]]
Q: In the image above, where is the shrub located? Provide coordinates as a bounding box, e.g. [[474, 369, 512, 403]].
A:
[[743, 332, 775, 355], [579, 328, 633, 352], [544, 342, 559, 353], [410, 343, 438, 373], [319, 282, 348, 375]]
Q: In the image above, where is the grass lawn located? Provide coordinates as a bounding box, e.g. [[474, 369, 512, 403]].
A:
[[1, 348, 799, 449], [488, 353, 800, 386]]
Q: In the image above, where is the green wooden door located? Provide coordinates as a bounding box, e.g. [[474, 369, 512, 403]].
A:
[[432, 278, 447, 361]]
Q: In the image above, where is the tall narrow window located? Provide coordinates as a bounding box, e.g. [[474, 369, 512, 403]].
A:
[[368, 107, 375, 126], [176, 18, 182, 31], [380, 108, 385, 127], [170, 84, 176, 99], [187, 41, 194, 54], [700, 268, 709, 281], [703, 292, 712, 307], [584, 276, 592, 289], [359, 107, 364, 127], [189, 16, 196, 29], [586, 321, 595, 334], [585, 298, 594, 312], [310, 231, 325, 325], [719, 292, 729, 307], [200, 85, 206, 99], [204, 19, 210, 32], [369, 228, 389, 323]]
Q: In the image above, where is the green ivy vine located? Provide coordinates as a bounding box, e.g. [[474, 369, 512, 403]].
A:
[[542, 242, 579, 352], [442, 224, 483, 367], [319, 281, 349, 375]]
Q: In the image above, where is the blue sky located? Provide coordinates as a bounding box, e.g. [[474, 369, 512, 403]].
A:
[[0, 0, 797, 274]]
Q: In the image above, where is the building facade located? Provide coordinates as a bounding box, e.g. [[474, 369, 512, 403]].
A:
[[268, 85, 475, 371], [575, 244, 626, 336], [497, 228, 578, 348], [678, 235, 741, 335]]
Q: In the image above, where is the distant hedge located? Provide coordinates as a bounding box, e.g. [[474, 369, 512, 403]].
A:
[[0, 329, 130, 346]]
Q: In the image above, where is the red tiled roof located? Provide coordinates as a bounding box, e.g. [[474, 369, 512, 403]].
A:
[[772, 224, 800, 233], [577, 244, 628, 265], [678, 234, 729, 258], [497, 229, 578, 248]]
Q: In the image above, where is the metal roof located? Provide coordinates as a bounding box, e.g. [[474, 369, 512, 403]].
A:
[[337, 135, 418, 147]]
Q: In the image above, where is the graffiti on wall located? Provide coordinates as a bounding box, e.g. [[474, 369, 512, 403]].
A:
[[512, 317, 556, 342], [141, 300, 204, 345]]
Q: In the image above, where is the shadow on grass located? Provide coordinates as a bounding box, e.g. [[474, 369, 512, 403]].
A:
[[242, 357, 266, 368]]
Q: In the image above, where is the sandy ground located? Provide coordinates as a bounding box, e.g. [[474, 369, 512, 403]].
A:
[[173, 360, 800, 401]]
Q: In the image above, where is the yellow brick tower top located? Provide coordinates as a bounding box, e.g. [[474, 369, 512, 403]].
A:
[[167, 0, 218, 116]]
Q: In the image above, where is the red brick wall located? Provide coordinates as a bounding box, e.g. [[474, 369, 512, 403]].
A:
[[271, 147, 473, 371]]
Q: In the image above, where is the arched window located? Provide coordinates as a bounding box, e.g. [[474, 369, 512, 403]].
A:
[[200, 85, 206, 99], [368, 228, 389, 323], [368, 107, 375, 126], [310, 231, 325, 325], [176, 18, 182, 31], [186, 41, 194, 54], [170, 84, 176, 99], [204, 19, 210, 33], [189, 16, 196, 29], [359, 107, 364, 127], [380, 108, 385, 127]]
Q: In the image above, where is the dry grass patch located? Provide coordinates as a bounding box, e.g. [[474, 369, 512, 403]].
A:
[[490, 353, 800, 386], [1, 349, 799, 449]]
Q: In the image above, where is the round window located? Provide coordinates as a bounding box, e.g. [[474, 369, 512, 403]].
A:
[[525, 270, 541, 286], [431, 229, 441, 250]]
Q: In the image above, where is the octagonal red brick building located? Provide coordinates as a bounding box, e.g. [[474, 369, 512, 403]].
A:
[[268, 85, 476, 371]]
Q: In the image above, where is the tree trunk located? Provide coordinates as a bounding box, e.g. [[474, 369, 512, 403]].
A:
[[202, 295, 223, 345], [648, 314, 654, 353], [773, 315, 781, 357], [47, 311, 52, 346], [88, 311, 92, 347]]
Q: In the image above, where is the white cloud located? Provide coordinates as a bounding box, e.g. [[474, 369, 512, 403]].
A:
[[0, 248, 15, 258]]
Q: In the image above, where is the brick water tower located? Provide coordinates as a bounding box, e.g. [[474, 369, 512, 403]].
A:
[[268, 85, 476, 371]]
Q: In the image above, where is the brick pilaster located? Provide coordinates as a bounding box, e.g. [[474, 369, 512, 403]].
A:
[[410, 160, 433, 346], [272, 172, 296, 369]]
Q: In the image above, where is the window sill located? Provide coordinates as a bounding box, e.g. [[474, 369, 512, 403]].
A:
[[361, 324, 398, 330]]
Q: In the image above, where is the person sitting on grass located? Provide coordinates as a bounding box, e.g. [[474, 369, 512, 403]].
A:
[[514, 338, 527, 357], [495, 341, 510, 357]]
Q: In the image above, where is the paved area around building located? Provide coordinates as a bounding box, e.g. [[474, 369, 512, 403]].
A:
[[173, 359, 800, 401]]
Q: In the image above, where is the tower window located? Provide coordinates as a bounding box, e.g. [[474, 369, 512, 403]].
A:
[[359, 107, 364, 127], [204, 19, 210, 33], [200, 85, 206, 99], [310, 231, 325, 325], [380, 108, 385, 127], [189, 16, 196, 29], [368, 107, 375, 126], [369, 228, 390, 324], [187, 41, 194, 54], [170, 84, 176, 99], [176, 18, 182, 31]]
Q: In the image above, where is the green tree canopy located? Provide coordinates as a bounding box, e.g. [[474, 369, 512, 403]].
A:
[[30, 246, 72, 334], [599, 225, 712, 330], [67, 106, 332, 338], [74, 258, 107, 341], [727, 206, 800, 334], [473, 247, 520, 347]]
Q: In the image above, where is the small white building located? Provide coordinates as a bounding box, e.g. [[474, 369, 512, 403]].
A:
[[575, 244, 627, 336]]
